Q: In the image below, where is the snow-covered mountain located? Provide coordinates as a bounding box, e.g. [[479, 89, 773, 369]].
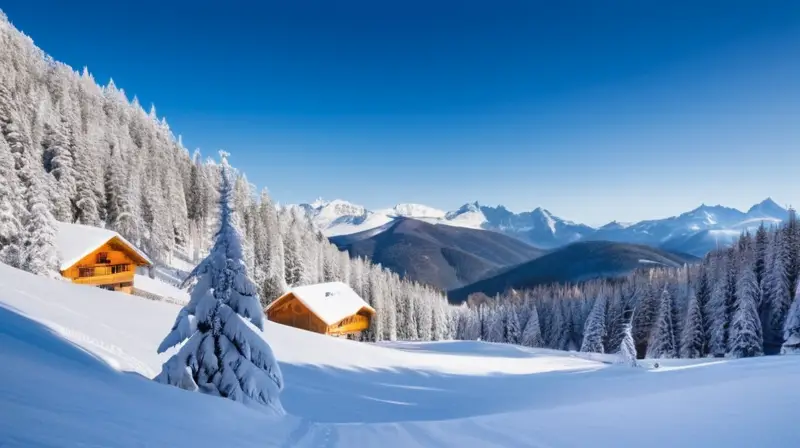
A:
[[294, 198, 789, 255]]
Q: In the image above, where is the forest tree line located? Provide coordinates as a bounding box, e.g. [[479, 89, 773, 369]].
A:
[[453, 215, 800, 359], [0, 12, 454, 343]]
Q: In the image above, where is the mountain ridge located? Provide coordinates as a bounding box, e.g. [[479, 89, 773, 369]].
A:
[[448, 241, 701, 303], [329, 217, 546, 291], [291, 197, 790, 256]]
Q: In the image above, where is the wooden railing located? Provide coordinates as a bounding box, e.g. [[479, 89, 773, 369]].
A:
[[328, 314, 370, 335], [72, 264, 134, 286], [78, 264, 131, 278]]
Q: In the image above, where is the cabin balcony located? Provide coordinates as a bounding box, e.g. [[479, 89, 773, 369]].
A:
[[71, 264, 134, 287], [327, 314, 370, 336]]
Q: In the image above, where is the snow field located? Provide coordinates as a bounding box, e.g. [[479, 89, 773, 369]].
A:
[[1, 262, 799, 447]]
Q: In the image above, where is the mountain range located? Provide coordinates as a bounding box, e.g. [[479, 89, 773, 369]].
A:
[[329, 218, 546, 291], [291, 197, 789, 256]]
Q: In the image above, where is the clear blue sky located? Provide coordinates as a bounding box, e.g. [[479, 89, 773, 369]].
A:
[[5, 1, 800, 225]]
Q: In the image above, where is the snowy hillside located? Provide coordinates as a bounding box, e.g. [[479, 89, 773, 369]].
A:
[[1, 262, 799, 447], [295, 197, 789, 254]]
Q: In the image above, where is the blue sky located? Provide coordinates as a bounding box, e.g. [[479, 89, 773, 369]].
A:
[[4, 1, 800, 225]]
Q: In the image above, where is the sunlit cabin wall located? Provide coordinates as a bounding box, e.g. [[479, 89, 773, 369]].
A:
[[60, 239, 147, 294]]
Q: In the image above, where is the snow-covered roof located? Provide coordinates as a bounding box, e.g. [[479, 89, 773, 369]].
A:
[[56, 222, 153, 271], [268, 281, 375, 326]]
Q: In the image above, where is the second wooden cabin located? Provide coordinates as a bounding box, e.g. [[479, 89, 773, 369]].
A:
[[265, 282, 375, 337]]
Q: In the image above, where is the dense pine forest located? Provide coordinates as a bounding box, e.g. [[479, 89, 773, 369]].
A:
[[0, 12, 452, 343], [453, 216, 800, 358]]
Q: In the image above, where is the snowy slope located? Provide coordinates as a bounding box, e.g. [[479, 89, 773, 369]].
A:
[[1, 262, 799, 447], [133, 274, 190, 304]]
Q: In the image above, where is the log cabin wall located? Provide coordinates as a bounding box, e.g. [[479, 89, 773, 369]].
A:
[[267, 294, 329, 333], [60, 239, 140, 294]]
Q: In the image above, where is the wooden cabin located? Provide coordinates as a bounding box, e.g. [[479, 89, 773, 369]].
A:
[[56, 222, 153, 294], [265, 282, 376, 337]]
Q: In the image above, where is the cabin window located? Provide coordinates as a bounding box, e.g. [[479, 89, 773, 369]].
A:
[[96, 252, 110, 264], [78, 267, 94, 277], [111, 264, 129, 274]]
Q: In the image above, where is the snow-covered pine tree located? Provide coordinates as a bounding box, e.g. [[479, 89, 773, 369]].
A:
[[580, 295, 607, 353], [72, 138, 101, 226], [520, 304, 544, 347], [728, 261, 763, 357], [694, 264, 713, 344], [258, 191, 286, 306], [707, 261, 729, 357], [781, 296, 800, 354], [41, 106, 77, 222], [766, 232, 792, 354], [616, 319, 638, 367], [0, 135, 22, 267], [783, 208, 800, 301], [632, 282, 659, 354], [754, 222, 769, 290], [367, 268, 385, 342], [20, 163, 59, 277], [505, 306, 522, 344], [282, 213, 303, 287], [647, 289, 677, 359], [155, 156, 284, 413], [604, 289, 626, 354], [680, 291, 706, 358]]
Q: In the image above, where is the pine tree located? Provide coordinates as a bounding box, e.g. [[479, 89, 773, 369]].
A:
[[754, 223, 769, 289], [0, 136, 22, 267], [155, 157, 284, 413], [728, 262, 763, 357], [647, 289, 677, 359], [781, 296, 800, 354], [783, 208, 800, 300], [42, 107, 77, 222], [707, 262, 730, 357], [632, 284, 659, 355], [520, 304, 544, 347], [605, 289, 626, 354], [617, 320, 638, 367], [505, 306, 522, 344], [766, 232, 792, 354], [695, 265, 713, 345], [680, 292, 706, 358], [20, 162, 59, 277], [282, 215, 303, 287], [580, 295, 607, 353]]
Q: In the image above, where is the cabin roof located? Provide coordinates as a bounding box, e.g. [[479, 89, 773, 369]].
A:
[[56, 222, 153, 271], [268, 281, 375, 326]]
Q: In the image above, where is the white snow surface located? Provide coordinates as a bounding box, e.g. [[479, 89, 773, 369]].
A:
[[133, 274, 190, 304], [1, 262, 799, 447], [56, 222, 152, 270], [267, 281, 375, 325], [381, 203, 447, 219], [325, 212, 393, 237]]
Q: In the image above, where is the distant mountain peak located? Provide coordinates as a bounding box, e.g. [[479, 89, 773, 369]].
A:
[[386, 203, 446, 219], [452, 201, 481, 214], [747, 197, 787, 218], [599, 220, 632, 230], [310, 197, 328, 208], [531, 206, 551, 216], [294, 196, 791, 256]]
